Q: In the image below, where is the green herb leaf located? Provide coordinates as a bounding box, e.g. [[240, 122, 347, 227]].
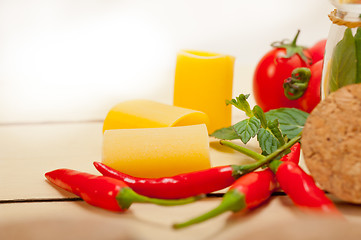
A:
[[233, 117, 261, 144], [257, 128, 280, 155], [265, 108, 308, 139], [354, 27, 361, 83], [210, 126, 239, 140], [252, 105, 267, 128], [329, 28, 357, 92], [215, 94, 306, 157], [226, 94, 253, 117], [267, 119, 285, 146]]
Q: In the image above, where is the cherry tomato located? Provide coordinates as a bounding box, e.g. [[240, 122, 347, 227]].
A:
[[253, 31, 311, 112], [307, 39, 327, 64], [296, 60, 322, 113]]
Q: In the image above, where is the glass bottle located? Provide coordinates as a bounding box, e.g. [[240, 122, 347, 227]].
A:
[[322, 1, 361, 98]]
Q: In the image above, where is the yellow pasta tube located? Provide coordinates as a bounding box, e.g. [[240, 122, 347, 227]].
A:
[[102, 99, 209, 132], [102, 124, 211, 178], [173, 50, 235, 134]]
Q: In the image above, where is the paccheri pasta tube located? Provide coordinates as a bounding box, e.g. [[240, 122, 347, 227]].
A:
[[102, 124, 211, 178], [102, 100, 209, 132], [173, 50, 235, 134]]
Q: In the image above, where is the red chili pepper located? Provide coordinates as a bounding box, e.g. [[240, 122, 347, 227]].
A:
[[94, 162, 248, 199], [269, 160, 342, 216], [93, 139, 301, 199], [45, 169, 202, 212], [281, 142, 300, 164], [173, 169, 277, 229]]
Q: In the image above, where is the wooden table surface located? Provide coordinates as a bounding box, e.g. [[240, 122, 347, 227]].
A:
[[1, 120, 361, 240]]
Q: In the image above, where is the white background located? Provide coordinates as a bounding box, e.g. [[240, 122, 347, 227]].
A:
[[0, 0, 334, 123]]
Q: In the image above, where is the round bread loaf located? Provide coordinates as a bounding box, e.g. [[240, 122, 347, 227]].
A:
[[302, 84, 361, 204]]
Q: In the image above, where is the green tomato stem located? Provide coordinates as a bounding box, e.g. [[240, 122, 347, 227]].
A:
[[291, 29, 301, 46], [283, 67, 311, 100], [270, 30, 310, 64]]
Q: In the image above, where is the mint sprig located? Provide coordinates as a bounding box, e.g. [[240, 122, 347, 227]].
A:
[[211, 126, 239, 140], [252, 105, 267, 128], [267, 119, 285, 146], [265, 107, 308, 139], [211, 94, 308, 155], [225, 94, 253, 117], [257, 128, 280, 155], [233, 117, 260, 144]]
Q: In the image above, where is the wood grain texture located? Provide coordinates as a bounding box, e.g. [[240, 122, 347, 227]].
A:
[[1, 120, 361, 239]]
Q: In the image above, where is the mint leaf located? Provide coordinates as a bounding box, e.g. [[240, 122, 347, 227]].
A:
[[257, 128, 280, 155], [226, 94, 253, 117], [233, 117, 261, 144], [210, 126, 239, 140], [252, 105, 267, 128], [265, 108, 308, 139], [267, 119, 285, 146], [329, 28, 357, 92]]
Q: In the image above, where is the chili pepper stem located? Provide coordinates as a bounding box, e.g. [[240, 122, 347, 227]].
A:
[[116, 187, 203, 209], [173, 189, 246, 229], [220, 140, 265, 161], [269, 159, 283, 173]]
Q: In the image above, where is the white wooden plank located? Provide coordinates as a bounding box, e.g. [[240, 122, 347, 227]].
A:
[[0, 122, 258, 200], [2, 196, 361, 240], [0, 123, 103, 200], [0, 197, 297, 240]]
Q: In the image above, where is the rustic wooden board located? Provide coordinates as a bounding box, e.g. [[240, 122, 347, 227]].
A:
[[0, 197, 302, 240], [1, 122, 361, 240], [0, 122, 258, 200]]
